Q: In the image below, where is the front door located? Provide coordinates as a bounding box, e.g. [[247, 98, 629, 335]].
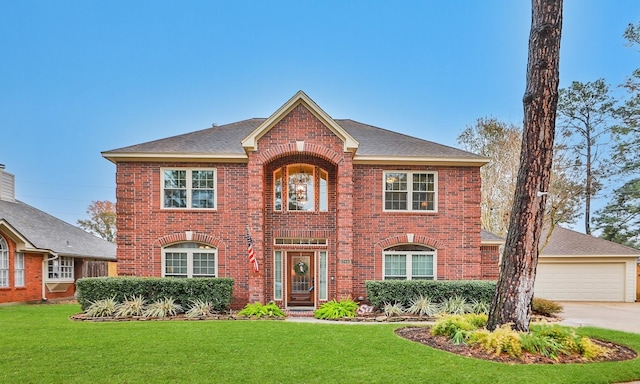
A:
[[287, 252, 314, 307]]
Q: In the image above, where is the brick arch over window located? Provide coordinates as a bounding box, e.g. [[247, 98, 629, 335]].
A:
[[256, 143, 343, 166], [155, 232, 226, 250], [374, 234, 444, 253]]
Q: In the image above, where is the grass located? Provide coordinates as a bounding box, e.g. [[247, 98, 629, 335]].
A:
[[1, 304, 639, 383]]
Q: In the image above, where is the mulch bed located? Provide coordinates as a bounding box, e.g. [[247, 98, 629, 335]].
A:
[[395, 326, 638, 364]]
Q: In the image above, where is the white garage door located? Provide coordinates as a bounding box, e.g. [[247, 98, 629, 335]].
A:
[[535, 262, 625, 301]]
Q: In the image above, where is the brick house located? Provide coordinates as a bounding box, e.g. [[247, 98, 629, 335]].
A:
[[103, 91, 500, 309], [0, 166, 116, 304]]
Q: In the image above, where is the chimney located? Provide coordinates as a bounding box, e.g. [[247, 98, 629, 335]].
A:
[[0, 165, 16, 202]]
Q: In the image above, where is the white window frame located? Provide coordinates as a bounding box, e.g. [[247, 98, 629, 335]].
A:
[[48, 256, 74, 281], [161, 168, 217, 209], [162, 242, 217, 278], [382, 250, 436, 280], [14, 252, 24, 287], [383, 171, 437, 212], [0, 237, 8, 287]]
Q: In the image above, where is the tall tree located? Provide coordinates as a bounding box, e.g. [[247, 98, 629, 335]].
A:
[[592, 178, 640, 249], [556, 79, 617, 234], [458, 118, 521, 236], [487, 0, 562, 332], [77, 200, 116, 242], [458, 118, 582, 237]]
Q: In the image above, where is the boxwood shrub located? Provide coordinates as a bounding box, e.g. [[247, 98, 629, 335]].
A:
[[76, 277, 234, 312], [365, 280, 496, 308]]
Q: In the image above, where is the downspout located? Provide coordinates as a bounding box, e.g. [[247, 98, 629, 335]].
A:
[[42, 253, 58, 301]]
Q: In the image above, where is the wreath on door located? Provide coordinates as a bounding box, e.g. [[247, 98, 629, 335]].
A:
[[293, 261, 308, 275]]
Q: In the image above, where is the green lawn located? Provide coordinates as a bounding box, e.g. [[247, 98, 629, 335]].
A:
[[1, 304, 640, 384]]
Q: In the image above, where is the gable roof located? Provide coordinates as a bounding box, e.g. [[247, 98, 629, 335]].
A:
[[241, 90, 359, 153], [0, 199, 116, 260], [103, 92, 487, 166], [540, 226, 640, 257]]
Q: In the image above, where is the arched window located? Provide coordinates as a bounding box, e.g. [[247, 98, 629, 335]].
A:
[[162, 242, 217, 278], [383, 244, 436, 280], [0, 237, 8, 287], [273, 164, 328, 212]]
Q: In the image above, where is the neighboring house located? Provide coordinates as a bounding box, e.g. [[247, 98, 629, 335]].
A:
[[0, 166, 117, 304], [102, 91, 500, 309], [535, 226, 639, 302]]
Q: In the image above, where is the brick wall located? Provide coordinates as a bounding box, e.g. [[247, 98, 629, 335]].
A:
[[0, 234, 48, 303], [114, 103, 490, 305]]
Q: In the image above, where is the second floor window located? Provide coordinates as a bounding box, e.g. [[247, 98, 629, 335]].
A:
[[384, 171, 437, 212], [162, 169, 216, 209]]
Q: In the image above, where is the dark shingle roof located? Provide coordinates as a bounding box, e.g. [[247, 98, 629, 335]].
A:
[[104, 118, 485, 161], [0, 199, 116, 260], [541, 226, 640, 256]]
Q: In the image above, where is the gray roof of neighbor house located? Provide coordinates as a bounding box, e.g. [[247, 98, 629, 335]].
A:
[[103, 118, 486, 162], [541, 226, 640, 257], [480, 230, 504, 244], [0, 199, 116, 260]]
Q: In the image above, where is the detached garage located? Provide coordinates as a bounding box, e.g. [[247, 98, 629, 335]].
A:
[[534, 227, 639, 302]]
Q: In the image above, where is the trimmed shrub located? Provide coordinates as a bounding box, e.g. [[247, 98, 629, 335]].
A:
[[365, 280, 496, 308], [532, 297, 563, 317], [76, 277, 234, 312]]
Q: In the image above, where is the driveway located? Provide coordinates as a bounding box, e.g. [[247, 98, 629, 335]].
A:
[[559, 302, 640, 334]]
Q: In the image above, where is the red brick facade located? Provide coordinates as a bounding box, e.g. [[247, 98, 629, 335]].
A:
[[113, 102, 499, 308], [0, 234, 76, 304]]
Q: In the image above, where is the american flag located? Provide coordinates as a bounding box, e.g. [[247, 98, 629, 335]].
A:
[[247, 229, 259, 273]]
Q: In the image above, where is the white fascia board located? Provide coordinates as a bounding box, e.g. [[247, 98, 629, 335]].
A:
[[101, 152, 248, 164]]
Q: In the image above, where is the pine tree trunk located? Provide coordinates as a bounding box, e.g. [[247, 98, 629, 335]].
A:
[[487, 0, 563, 332]]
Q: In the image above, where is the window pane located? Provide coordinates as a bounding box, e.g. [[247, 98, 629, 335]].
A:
[[412, 254, 434, 279], [274, 251, 282, 300], [319, 170, 328, 212], [288, 164, 314, 211], [165, 252, 188, 277], [319, 251, 327, 300], [385, 173, 407, 191], [164, 170, 186, 188], [192, 253, 215, 277], [14, 252, 24, 287], [385, 192, 407, 210], [164, 189, 187, 208], [384, 254, 406, 279], [191, 171, 215, 208], [0, 240, 7, 286], [274, 169, 282, 211]]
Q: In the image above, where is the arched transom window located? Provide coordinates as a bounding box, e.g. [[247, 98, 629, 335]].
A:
[[162, 242, 217, 278]]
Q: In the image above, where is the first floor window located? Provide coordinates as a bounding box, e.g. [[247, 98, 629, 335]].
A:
[[384, 171, 436, 211], [14, 252, 24, 287], [162, 169, 216, 209], [48, 256, 74, 280], [274, 251, 283, 300], [0, 237, 8, 287], [163, 242, 216, 278], [383, 245, 436, 280]]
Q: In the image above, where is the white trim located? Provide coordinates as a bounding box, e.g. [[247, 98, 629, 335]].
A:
[[354, 155, 489, 166], [102, 152, 248, 164]]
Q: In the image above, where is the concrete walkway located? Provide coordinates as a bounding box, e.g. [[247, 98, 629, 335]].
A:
[[559, 302, 640, 334]]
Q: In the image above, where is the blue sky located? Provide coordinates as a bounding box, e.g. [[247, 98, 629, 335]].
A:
[[1, 1, 638, 229]]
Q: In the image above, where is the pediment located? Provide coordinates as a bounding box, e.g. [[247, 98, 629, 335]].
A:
[[241, 91, 359, 153]]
